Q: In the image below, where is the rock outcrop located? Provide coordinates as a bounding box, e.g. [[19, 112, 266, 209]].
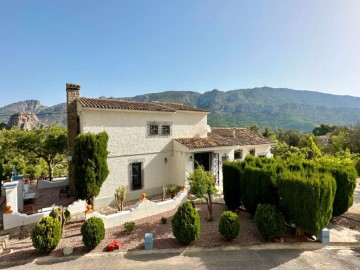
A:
[[7, 112, 44, 130]]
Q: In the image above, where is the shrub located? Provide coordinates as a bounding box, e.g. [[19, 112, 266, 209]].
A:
[[218, 211, 240, 240], [254, 204, 285, 241], [277, 170, 336, 235], [124, 221, 136, 234], [81, 217, 105, 249], [161, 217, 168, 224], [73, 132, 109, 202], [327, 165, 357, 216], [241, 164, 279, 216], [355, 159, 360, 177], [171, 201, 200, 244], [223, 161, 242, 211], [31, 216, 62, 253]]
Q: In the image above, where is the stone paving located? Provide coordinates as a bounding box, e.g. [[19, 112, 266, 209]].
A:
[[329, 178, 360, 242], [29, 187, 75, 212]]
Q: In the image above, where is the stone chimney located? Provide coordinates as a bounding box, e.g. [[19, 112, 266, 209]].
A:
[[66, 83, 80, 195], [66, 83, 80, 156]]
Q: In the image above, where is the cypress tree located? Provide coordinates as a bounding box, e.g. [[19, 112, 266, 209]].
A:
[[223, 161, 242, 211], [277, 170, 336, 236], [73, 132, 109, 202]]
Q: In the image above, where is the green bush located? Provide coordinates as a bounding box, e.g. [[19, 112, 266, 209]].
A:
[[355, 159, 360, 177], [73, 132, 109, 201], [277, 170, 336, 235], [223, 161, 242, 211], [81, 217, 105, 249], [31, 216, 62, 253], [327, 165, 357, 216], [254, 204, 285, 241], [241, 164, 279, 216], [124, 221, 136, 234], [171, 201, 200, 245], [218, 211, 240, 240], [161, 217, 167, 224]]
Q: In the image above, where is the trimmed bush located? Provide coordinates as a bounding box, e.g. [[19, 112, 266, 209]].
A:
[[161, 217, 168, 224], [81, 217, 105, 249], [328, 165, 357, 216], [73, 132, 109, 201], [171, 201, 200, 245], [254, 204, 285, 241], [31, 216, 62, 253], [355, 159, 360, 177], [277, 170, 336, 235], [241, 164, 279, 216], [223, 161, 242, 211], [218, 211, 240, 240]]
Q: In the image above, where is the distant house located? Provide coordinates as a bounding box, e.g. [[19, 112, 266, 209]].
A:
[[66, 83, 273, 208]]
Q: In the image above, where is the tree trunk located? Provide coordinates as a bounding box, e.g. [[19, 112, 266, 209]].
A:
[[206, 194, 213, 221], [295, 227, 304, 238], [47, 162, 54, 181]]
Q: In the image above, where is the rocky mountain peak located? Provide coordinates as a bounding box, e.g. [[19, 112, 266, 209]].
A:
[[7, 112, 44, 130]]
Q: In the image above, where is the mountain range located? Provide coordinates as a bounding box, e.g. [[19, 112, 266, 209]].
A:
[[1, 87, 360, 132]]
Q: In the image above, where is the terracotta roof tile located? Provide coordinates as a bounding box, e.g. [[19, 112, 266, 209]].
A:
[[175, 128, 273, 149], [77, 97, 208, 113]]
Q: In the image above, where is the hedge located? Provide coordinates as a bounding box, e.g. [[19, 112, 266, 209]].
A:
[[277, 170, 336, 235], [326, 165, 357, 216], [223, 161, 242, 210], [241, 164, 279, 216], [254, 204, 285, 241]]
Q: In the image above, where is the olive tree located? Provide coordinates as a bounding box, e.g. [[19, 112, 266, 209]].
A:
[[7, 125, 67, 181], [188, 166, 217, 221]]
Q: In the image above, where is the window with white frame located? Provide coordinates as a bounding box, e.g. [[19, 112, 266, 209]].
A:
[[234, 150, 243, 160]]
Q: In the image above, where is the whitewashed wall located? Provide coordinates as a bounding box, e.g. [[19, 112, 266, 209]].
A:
[[78, 106, 208, 207], [3, 200, 86, 230], [87, 190, 188, 229], [37, 178, 69, 189]]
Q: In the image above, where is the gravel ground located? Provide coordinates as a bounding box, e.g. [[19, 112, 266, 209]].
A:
[[0, 203, 269, 261]]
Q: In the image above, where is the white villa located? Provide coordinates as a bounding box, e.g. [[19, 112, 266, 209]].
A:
[[66, 83, 273, 208]]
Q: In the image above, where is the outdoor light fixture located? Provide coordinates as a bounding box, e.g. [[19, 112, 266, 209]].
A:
[[67, 155, 72, 162], [164, 157, 168, 163], [189, 155, 193, 161]]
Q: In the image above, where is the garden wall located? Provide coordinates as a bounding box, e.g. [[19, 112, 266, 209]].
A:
[[87, 189, 188, 229], [3, 199, 86, 230], [37, 178, 69, 189]]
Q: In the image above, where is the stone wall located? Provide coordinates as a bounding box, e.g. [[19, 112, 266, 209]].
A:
[[66, 83, 80, 195]]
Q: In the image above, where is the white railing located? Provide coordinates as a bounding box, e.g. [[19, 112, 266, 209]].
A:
[[87, 190, 188, 229]]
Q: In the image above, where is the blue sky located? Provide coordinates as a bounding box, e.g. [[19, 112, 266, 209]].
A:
[[1, 0, 359, 107]]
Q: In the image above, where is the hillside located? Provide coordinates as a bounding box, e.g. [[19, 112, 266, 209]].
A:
[[126, 87, 360, 132], [1, 87, 360, 132], [0, 100, 66, 127]]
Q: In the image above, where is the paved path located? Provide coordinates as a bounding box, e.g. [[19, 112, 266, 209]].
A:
[[329, 178, 360, 242], [0, 244, 359, 270]]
